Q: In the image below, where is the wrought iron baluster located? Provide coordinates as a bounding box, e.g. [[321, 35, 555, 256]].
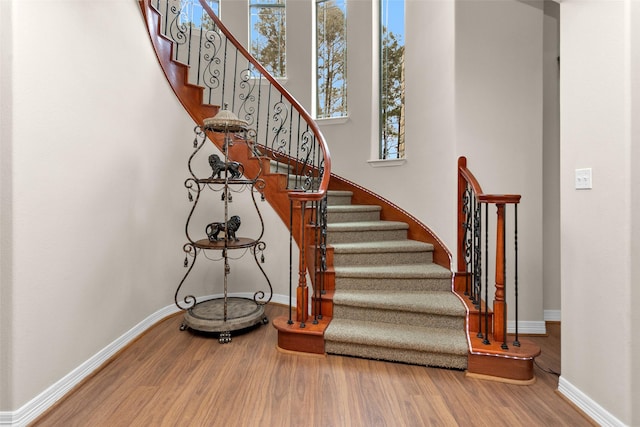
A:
[[196, 19, 204, 87], [476, 202, 484, 340], [266, 86, 273, 155], [513, 204, 520, 347], [287, 95, 294, 188], [473, 197, 481, 308], [483, 203, 490, 345], [462, 186, 472, 296]]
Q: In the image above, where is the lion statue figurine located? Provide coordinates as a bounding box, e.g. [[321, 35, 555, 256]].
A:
[[205, 215, 241, 242], [209, 154, 243, 179]]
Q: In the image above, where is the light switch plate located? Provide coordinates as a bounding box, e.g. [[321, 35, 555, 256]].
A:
[[575, 168, 592, 190]]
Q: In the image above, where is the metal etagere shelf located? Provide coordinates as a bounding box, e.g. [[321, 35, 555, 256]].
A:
[[175, 107, 272, 343]]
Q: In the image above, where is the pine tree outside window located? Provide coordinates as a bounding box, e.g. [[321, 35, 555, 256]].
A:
[[379, 0, 405, 159], [316, 0, 347, 119], [250, 0, 286, 78]]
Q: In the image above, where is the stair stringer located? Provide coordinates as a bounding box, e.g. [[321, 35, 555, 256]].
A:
[[139, 1, 220, 125]]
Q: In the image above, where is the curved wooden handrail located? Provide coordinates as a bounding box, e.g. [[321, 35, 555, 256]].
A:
[[198, 0, 331, 201], [458, 157, 484, 197], [458, 157, 520, 205]]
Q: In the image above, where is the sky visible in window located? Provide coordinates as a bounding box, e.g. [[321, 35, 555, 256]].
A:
[[382, 0, 404, 41]]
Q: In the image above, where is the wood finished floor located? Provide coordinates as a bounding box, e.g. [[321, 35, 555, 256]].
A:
[[32, 304, 594, 427]]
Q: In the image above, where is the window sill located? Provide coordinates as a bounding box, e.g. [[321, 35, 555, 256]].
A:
[[252, 76, 287, 85], [316, 116, 349, 125], [367, 158, 407, 168]]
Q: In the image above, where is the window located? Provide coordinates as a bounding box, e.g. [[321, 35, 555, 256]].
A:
[[250, 0, 287, 78], [179, 0, 219, 27], [379, 0, 405, 159], [316, 0, 347, 119]]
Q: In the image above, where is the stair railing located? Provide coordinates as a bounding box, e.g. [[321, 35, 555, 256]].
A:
[[142, 0, 331, 325], [456, 156, 521, 349]]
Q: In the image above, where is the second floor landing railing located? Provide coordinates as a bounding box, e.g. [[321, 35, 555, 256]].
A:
[[456, 156, 521, 350]]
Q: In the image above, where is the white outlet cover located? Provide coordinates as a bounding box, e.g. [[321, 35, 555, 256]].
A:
[[575, 168, 592, 190]]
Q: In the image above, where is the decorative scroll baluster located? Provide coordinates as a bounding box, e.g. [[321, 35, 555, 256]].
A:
[[473, 198, 481, 308], [462, 188, 472, 296], [311, 195, 327, 325]]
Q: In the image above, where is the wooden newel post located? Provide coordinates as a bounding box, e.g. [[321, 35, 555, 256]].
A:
[[493, 203, 507, 343], [296, 200, 308, 325]]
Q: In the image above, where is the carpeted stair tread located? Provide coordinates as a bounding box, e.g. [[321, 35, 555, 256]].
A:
[[327, 205, 382, 213], [327, 220, 409, 231], [333, 290, 466, 317], [331, 240, 434, 254], [323, 188, 467, 370], [325, 318, 469, 356], [333, 263, 451, 279]]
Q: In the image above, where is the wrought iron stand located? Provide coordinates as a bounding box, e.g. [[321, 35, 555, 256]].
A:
[[175, 107, 272, 343]]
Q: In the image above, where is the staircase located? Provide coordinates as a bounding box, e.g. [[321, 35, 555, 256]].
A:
[[323, 190, 468, 369], [139, 0, 540, 383]]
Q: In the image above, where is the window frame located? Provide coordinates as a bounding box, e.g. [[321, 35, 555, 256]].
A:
[[378, 0, 405, 160], [315, 0, 348, 120], [249, 0, 287, 79]]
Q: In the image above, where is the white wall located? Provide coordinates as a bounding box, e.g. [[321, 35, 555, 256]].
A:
[[455, 0, 544, 326], [631, 0, 640, 421], [0, 0, 14, 414], [543, 1, 561, 317], [2, 0, 292, 413], [560, 0, 635, 424], [0, 0, 578, 419]]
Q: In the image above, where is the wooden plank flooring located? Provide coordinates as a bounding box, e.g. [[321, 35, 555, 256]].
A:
[[32, 304, 594, 427]]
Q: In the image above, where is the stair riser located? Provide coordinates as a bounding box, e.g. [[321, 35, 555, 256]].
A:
[[327, 229, 408, 244], [327, 194, 352, 205], [327, 211, 381, 223], [325, 341, 468, 370], [333, 251, 433, 266], [334, 277, 451, 292], [332, 305, 465, 330]]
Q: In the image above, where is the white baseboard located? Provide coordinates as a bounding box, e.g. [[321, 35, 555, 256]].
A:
[[0, 293, 295, 427], [0, 303, 180, 427], [544, 309, 561, 322], [507, 320, 547, 335], [558, 376, 626, 426]]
